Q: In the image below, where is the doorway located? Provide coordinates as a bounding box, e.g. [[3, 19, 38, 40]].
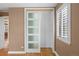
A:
[[0, 16, 9, 52], [24, 8, 55, 53]]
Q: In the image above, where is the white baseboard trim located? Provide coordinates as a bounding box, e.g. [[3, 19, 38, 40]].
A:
[[8, 51, 26, 54], [53, 50, 59, 56]]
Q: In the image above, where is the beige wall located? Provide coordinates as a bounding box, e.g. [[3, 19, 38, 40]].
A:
[[56, 3, 79, 56], [9, 8, 24, 51]]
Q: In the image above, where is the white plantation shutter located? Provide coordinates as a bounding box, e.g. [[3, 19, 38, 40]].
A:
[[61, 5, 68, 38], [56, 4, 71, 44], [56, 8, 61, 37]]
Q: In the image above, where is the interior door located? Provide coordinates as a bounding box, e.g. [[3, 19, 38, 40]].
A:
[[25, 11, 41, 53], [0, 17, 5, 49]]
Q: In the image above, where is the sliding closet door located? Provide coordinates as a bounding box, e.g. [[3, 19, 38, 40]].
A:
[[0, 17, 5, 48], [25, 11, 41, 53]]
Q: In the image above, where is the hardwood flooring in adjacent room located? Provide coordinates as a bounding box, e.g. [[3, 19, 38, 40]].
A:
[[0, 48, 55, 56]]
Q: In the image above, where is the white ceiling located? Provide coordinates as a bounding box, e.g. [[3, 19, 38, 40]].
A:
[[0, 3, 57, 11]]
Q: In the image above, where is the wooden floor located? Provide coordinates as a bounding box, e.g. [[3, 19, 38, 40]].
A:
[[0, 48, 55, 56]]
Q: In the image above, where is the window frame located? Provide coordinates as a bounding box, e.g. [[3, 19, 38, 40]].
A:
[[56, 4, 71, 44]]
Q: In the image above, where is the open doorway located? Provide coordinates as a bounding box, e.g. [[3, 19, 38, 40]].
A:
[[24, 8, 55, 55], [0, 16, 9, 53]]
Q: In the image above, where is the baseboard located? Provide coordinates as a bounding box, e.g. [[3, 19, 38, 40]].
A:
[[8, 51, 26, 54], [53, 50, 59, 56]]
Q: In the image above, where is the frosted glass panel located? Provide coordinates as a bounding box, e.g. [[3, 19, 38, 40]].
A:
[[28, 43, 38, 49], [28, 20, 38, 26], [28, 36, 39, 41], [28, 13, 34, 18], [26, 11, 40, 53], [28, 28, 38, 34], [28, 13, 38, 19]]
